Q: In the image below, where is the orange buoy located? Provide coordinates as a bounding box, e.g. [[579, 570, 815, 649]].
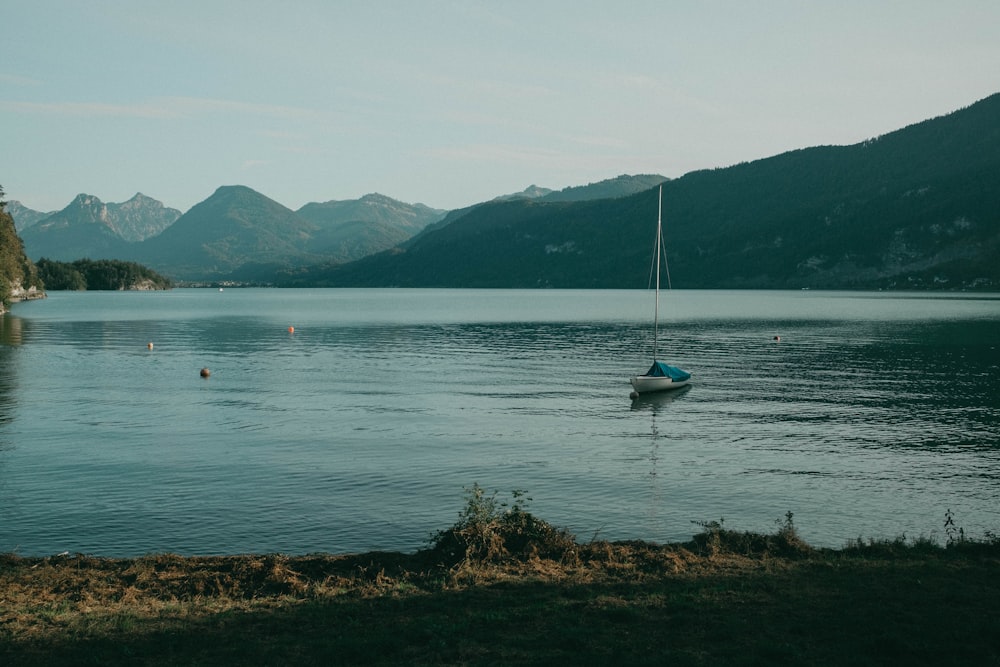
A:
[[288, 326, 295, 334], [200, 367, 211, 378]]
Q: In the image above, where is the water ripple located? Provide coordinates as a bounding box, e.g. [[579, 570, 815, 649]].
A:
[[0, 289, 998, 555]]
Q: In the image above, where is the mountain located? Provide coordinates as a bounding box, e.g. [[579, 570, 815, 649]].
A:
[[280, 196, 652, 288], [490, 175, 666, 204], [295, 193, 446, 263], [107, 193, 182, 242], [279, 94, 1000, 290], [492, 185, 554, 201], [408, 174, 664, 246], [539, 174, 667, 202], [5, 201, 56, 231], [14, 174, 675, 282], [135, 185, 319, 280], [20, 194, 132, 262], [15, 187, 445, 281], [14, 94, 1000, 289], [662, 93, 1000, 289], [19, 193, 180, 261]]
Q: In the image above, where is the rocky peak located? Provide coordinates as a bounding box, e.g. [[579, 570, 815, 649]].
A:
[[4, 200, 56, 231], [19, 192, 182, 264], [108, 193, 181, 241], [65, 194, 111, 224]]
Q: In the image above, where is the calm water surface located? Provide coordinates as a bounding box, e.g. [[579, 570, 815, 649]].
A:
[[1, 289, 998, 556]]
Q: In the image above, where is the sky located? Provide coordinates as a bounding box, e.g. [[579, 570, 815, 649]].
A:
[[3, 1, 999, 214]]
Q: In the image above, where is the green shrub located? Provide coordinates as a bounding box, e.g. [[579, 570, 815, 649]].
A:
[[427, 484, 576, 567]]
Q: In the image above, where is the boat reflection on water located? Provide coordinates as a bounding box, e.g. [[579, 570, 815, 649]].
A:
[[629, 383, 692, 412]]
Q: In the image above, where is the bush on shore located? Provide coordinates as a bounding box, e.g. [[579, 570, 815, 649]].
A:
[[2, 491, 999, 666]]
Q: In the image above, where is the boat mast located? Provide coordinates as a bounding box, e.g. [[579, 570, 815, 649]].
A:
[[653, 185, 662, 362]]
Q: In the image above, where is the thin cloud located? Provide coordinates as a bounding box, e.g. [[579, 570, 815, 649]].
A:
[[566, 135, 630, 149], [426, 143, 575, 169], [0, 96, 326, 121], [0, 100, 179, 118], [0, 72, 43, 87], [258, 129, 308, 141], [159, 97, 325, 121]]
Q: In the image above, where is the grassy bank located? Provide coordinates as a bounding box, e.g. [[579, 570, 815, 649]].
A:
[[2, 490, 998, 665]]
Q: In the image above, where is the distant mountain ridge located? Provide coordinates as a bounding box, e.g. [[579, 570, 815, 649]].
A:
[[15, 188, 451, 279], [492, 185, 554, 201], [5, 201, 56, 231], [280, 94, 1000, 290], [296, 193, 443, 230], [14, 175, 657, 281], [9, 93, 1000, 289], [407, 174, 667, 245], [18, 193, 180, 262], [296, 193, 446, 264], [109, 193, 181, 242], [490, 175, 668, 203], [135, 185, 317, 279], [539, 174, 667, 202]]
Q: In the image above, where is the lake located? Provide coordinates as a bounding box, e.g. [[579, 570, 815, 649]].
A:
[[1, 288, 998, 556]]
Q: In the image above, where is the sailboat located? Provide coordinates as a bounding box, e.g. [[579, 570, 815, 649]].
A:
[[630, 185, 691, 396]]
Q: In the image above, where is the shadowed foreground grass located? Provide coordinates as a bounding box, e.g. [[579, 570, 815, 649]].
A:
[[2, 492, 998, 665]]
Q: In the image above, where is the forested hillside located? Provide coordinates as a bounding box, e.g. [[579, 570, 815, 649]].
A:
[[35, 258, 172, 291], [0, 186, 43, 312], [280, 93, 1000, 290]]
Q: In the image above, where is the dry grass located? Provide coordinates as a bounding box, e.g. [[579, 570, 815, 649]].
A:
[[2, 501, 999, 665]]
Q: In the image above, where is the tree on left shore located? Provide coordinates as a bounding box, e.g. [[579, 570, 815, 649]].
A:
[[0, 184, 43, 308]]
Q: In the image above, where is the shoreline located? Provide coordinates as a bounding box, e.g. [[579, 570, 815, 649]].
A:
[[3, 514, 999, 665]]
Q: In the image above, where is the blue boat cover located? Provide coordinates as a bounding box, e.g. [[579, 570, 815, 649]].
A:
[[645, 361, 691, 381]]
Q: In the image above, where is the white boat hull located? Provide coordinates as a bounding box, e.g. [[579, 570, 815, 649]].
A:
[[629, 374, 690, 394]]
